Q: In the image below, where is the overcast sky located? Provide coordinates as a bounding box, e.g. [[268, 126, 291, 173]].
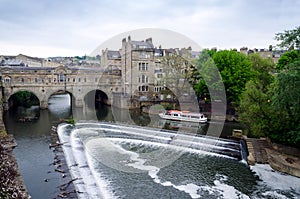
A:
[[0, 0, 299, 57]]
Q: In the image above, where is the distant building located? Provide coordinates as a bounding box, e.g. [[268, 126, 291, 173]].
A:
[[120, 36, 155, 97], [16, 54, 43, 67], [101, 49, 121, 75], [0, 54, 61, 68], [101, 36, 195, 99], [239, 46, 286, 63]]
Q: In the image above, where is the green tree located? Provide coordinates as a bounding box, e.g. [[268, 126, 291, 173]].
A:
[[275, 26, 300, 50], [239, 54, 275, 137], [276, 50, 300, 71], [269, 66, 300, 146], [212, 50, 254, 104], [239, 81, 274, 137], [161, 54, 194, 97], [248, 53, 275, 91], [194, 50, 223, 100]]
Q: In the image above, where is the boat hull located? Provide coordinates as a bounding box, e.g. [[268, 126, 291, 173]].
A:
[[159, 113, 208, 123]]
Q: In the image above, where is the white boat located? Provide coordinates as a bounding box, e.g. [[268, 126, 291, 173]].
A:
[[159, 110, 208, 123]]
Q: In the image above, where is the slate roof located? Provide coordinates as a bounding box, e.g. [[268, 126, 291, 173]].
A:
[[107, 51, 121, 59], [154, 49, 163, 56], [131, 40, 154, 49]]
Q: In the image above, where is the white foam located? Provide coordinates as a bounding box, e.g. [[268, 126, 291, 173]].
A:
[[213, 175, 250, 199], [109, 140, 203, 198], [261, 191, 290, 199], [76, 122, 239, 146], [57, 124, 115, 199], [175, 183, 202, 198], [59, 122, 250, 198], [251, 164, 300, 196], [194, 174, 250, 199], [109, 137, 234, 159], [70, 131, 103, 198], [85, 152, 116, 199]]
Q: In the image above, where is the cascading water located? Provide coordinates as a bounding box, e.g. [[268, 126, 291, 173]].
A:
[[58, 122, 300, 199], [239, 139, 249, 165]]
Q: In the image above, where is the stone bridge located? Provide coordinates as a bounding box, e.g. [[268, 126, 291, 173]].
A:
[[0, 66, 122, 109]]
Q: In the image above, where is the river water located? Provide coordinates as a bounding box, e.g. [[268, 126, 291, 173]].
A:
[[3, 94, 300, 199]]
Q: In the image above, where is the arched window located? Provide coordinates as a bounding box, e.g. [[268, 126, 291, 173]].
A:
[[58, 73, 66, 82], [4, 76, 11, 84]]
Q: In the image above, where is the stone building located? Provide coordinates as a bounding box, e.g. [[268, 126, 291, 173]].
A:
[[1, 54, 60, 67], [239, 46, 285, 64], [101, 49, 122, 75], [101, 36, 195, 102], [16, 54, 43, 67], [120, 36, 155, 99]]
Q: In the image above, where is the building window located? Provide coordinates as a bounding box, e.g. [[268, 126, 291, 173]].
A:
[[84, 78, 87, 82], [140, 52, 151, 59], [138, 85, 149, 92], [138, 62, 148, 71], [139, 75, 148, 83], [157, 73, 163, 78], [78, 78, 81, 82], [58, 73, 66, 82], [154, 86, 163, 93], [21, 78, 24, 83], [4, 77, 11, 83], [48, 78, 51, 83]]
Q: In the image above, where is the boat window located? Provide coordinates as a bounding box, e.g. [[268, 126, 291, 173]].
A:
[[173, 114, 178, 116]]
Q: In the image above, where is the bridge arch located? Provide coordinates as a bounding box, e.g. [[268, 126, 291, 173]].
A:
[[46, 89, 75, 109], [7, 89, 40, 109], [84, 89, 110, 109]]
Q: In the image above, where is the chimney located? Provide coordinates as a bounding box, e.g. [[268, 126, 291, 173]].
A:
[[146, 37, 152, 44]]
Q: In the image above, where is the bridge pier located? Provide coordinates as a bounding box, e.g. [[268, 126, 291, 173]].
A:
[[74, 99, 83, 108], [40, 100, 48, 109], [2, 102, 9, 111]]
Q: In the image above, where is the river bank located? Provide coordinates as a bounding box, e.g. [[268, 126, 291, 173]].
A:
[[246, 137, 300, 178], [49, 124, 78, 198], [0, 129, 31, 198]]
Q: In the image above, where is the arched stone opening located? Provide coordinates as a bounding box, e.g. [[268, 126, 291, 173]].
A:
[[6, 91, 41, 121], [47, 90, 73, 109], [8, 90, 40, 109], [84, 89, 109, 108]]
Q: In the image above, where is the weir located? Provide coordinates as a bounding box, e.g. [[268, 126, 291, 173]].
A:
[[54, 120, 300, 199], [75, 122, 244, 160], [58, 122, 249, 198]]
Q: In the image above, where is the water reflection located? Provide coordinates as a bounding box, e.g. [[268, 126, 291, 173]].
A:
[[3, 94, 72, 199], [4, 94, 243, 198], [69, 97, 245, 138], [48, 94, 72, 119]]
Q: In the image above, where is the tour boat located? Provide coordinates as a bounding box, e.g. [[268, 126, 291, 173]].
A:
[[159, 110, 208, 123]]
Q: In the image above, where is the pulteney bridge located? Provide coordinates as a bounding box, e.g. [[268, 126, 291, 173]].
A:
[[0, 66, 122, 109]]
